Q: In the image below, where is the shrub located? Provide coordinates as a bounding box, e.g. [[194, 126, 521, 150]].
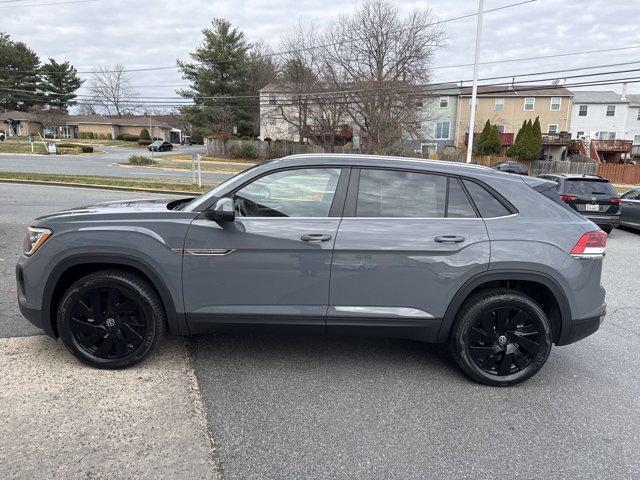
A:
[[56, 143, 93, 153], [57, 147, 83, 155], [139, 128, 151, 141], [128, 155, 157, 166], [229, 143, 257, 159], [116, 134, 139, 142], [137, 140, 152, 147], [78, 132, 95, 139]]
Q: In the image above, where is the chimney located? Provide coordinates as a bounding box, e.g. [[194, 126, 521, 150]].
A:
[[621, 83, 627, 101]]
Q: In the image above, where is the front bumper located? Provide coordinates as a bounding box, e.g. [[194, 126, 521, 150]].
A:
[[557, 304, 606, 346], [16, 262, 55, 337]]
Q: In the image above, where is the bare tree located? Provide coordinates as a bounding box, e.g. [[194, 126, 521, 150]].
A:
[[29, 105, 66, 137], [87, 65, 138, 116], [76, 103, 97, 116], [262, 23, 349, 151], [320, 0, 445, 155]]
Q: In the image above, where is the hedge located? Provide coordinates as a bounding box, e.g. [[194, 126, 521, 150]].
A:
[[116, 134, 140, 142], [57, 143, 94, 153], [128, 155, 157, 166]]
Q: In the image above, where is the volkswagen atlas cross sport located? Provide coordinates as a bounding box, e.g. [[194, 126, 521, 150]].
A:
[[16, 154, 607, 386]]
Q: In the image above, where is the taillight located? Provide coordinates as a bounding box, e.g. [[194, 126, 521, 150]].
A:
[[570, 231, 607, 258], [610, 197, 621, 206], [560, 195, 577, 203]]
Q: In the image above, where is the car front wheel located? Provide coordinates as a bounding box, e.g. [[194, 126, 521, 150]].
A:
[[449, 288, 552, 387], [57, 270, 165, 369]]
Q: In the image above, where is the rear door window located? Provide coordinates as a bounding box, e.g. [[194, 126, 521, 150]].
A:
[[356, 169, 447, 217], [563, 179, 616, 196], [462, 180, 511, 218], [447, 178, 477, 218]]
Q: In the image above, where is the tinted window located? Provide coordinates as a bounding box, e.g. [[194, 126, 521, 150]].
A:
[[622, 188, 640, 199], [356, 170, 447, 217], [447, 178, 477, 218], [463, 180, 511, 218], [234, 168, 341, 217], [563, 179, 616, 196]]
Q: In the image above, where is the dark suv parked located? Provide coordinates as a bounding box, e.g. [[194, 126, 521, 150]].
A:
[[17, 155, 607, 386], [538, 173, 620, 233]]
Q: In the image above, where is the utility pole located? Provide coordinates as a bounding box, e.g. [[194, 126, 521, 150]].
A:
[[466, 0, 484, 163]]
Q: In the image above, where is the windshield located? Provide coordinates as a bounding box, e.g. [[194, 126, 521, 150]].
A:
[[564, 179, 616, 196]]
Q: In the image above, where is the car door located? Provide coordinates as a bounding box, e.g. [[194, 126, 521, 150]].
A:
[[182, 167, 349, 333], [327, 168, 491, 342], [621, 187, 640, 228]]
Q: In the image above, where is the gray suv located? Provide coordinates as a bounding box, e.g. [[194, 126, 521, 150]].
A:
[[16, 154, 607, 386]]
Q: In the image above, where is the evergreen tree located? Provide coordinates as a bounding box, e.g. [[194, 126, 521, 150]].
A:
[[39, 59, 83, 112], [507, 120, 529, 158], [0, 33, 41, 111], [177, 19, 251, 138], [139, 128, 151, 141], [531, 116, 542, 160], [474, 120, 492, 155], [484, 125, 502, 155]]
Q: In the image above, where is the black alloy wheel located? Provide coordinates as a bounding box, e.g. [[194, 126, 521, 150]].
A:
[[450, 288, 552, 386], [58, 270, 165, 369], [70, 287, 147, 360], [468, 306, 542, 376]]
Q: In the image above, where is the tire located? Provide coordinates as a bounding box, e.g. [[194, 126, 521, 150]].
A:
[[602, 226, 613, 235], [449, 288, 552, 387], [57, 270, 165, 369]]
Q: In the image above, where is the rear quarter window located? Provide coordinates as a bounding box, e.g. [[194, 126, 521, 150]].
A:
[[462, 180, 511, 218]]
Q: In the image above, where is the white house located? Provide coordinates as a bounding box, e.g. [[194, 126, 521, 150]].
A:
[[569, 90, 630, 142], [625, 94, 640, 156]]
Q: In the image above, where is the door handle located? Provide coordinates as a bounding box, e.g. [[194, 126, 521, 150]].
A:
[[434, 235, 465, 244], [301, 234, 332, 242]]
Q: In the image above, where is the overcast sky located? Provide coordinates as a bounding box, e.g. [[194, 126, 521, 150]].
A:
[[2, 0, 640, 109]]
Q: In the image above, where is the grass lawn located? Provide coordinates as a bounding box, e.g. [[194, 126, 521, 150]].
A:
[[0, 171, 216, 194], [0, 143, 47, 154], [70, 139, 142, 147], [159, 153, 259, 166]]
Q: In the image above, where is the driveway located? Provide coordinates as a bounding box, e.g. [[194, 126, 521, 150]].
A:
[[1, 183, 639, 479], [0, 144, 233, 183]]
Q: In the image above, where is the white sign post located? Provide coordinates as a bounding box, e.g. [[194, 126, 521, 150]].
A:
[[197, 154, 202, 188]]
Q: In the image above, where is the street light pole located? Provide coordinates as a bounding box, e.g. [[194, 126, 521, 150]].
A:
[[466, 0, 484, 163]]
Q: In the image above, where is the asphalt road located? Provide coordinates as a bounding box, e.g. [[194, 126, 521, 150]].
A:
[[0, 144, 233, 183], [1, 183, 639, 479]]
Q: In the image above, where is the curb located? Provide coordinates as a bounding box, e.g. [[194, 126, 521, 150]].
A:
[[0, 178, 198, 195]]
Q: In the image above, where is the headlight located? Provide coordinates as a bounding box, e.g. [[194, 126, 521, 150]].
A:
[[23, 227, 52, 256]]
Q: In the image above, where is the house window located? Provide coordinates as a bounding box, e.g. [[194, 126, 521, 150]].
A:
[[578, 105, 588, 116], [439, 97, 449, 108], [598, 131, 615, 140], [637, 109, 640, 121], [550, 97, 561, 111], [435, 121, 450, 140], [576, 131, 584, 138], [547, 124, 558, 134], [524, 97, 535, 111], [634, 135, 640, 145], [415, 101, 424, 108], [606, 105, 615, 117], [496, 125, 505, 133], [268, 94, 276, 105], [420, 143, 438, 155], [494, 98, 505, 111]]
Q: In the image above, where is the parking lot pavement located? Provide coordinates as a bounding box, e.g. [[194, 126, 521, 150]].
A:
[[0, 335, 220, 480], [191, 228, 640, 480]]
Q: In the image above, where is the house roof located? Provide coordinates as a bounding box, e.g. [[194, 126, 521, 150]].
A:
[[571, 90, 628, 104], [0, 111, 38, 121], [626, 94, 640, 107], [459, 84, 573, 97], [63, 115, 181, 129]]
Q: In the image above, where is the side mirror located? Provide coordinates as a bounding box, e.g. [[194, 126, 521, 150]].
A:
[[209, 198, 235, 222]]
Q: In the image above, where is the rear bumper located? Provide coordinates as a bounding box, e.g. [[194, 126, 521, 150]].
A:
[[557, 304, 606, 346], [584, 214, 620, 228]]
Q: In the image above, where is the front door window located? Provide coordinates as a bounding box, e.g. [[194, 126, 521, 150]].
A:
[[233, 168, 342, 218]]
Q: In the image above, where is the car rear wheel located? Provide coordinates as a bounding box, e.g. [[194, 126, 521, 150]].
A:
[[449, 288, 552, 387], [57, 270, 165, 369], [602, 226, 613, 234]]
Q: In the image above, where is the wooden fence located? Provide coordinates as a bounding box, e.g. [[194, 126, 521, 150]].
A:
[[206, 139, 324, 158], [596, 163, 640, 185]]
